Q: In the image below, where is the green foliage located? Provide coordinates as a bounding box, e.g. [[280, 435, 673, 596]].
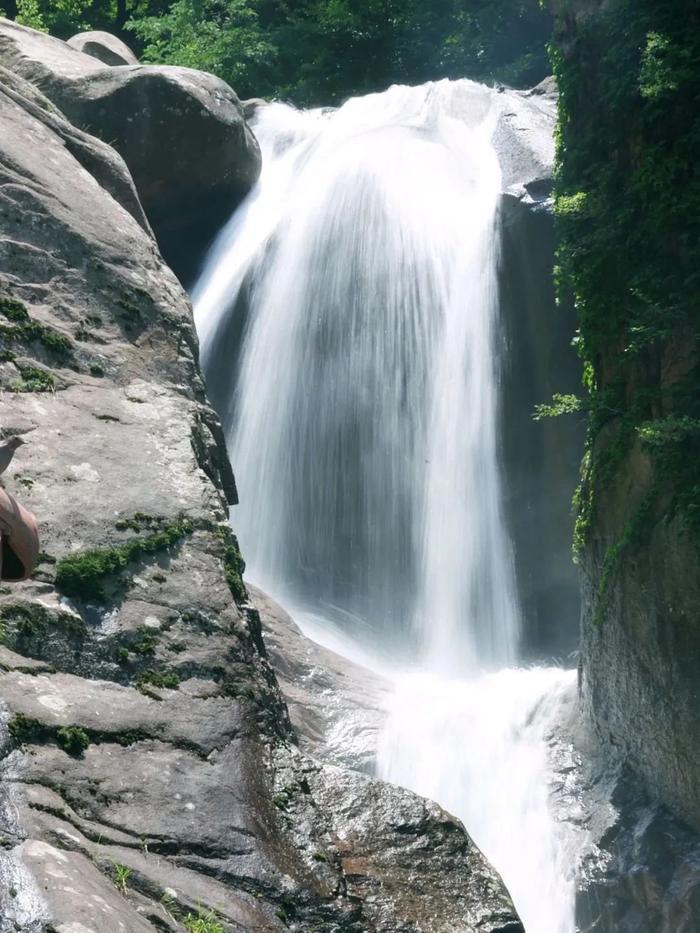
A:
[[0, 602, 86, 643], [0, 296, 29, 322], [533, 393, 583, 420], [7, 714, 47, 746], [14, 0, 48, 30], [56, 725, 90, 756], [182, 906, 225, 933], [8, 716, 90, 756], [8, 0, 552, 105], [552, 0, 700, 612], [132, 625, 158, 654], [129, 0, 275, 91], [112, 861, 133, 894], [216, 524, 247, 604], [55, 518, 193, 601], [639, 31, 688, 100], [9, 363, 56, 392], [136, 669, 180, 689]]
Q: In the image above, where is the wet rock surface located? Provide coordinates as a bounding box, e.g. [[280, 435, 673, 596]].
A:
[[251, 586, 390, 773], [0, 18, 261, 287], [573, 760, 700, 933], [0, 28, 524, 932], [494, 79, 583, 660]]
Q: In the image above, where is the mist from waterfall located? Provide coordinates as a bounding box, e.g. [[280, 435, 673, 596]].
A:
[[194, 81, 583, 932]]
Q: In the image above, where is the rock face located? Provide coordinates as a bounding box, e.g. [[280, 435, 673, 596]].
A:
[[253, 588, 524, 933], [493, 85, 584, 660], [575, 765, 700, 933], [552, 0, 700, 829], [551, 0, 700, 927], [67, 30, 140, 66], [0, 26, 523, 933], [0, 18, 261, 286], [251, 586, 390, 774]]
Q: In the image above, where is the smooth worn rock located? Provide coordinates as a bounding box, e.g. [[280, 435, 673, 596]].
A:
[[67, 30, 139, 66], [309, 764, 525, 933], [241, 97, 267, 119], [252, 585, 390, 773], [0, 18, 261, 286]]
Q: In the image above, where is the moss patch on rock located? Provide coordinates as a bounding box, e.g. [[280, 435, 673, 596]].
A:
[[55, 517, 194, 601]]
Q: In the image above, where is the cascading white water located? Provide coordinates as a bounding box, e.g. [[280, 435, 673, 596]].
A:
[[194, 80, 583, 931]]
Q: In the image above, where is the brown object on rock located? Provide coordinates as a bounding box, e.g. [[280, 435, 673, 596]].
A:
[[0, 487, 39, 581]]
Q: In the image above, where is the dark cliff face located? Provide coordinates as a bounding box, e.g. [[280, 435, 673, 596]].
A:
[[499, 193, 583, 662], [551, 0, 700, 925], [0, 21, 525, 932], [552, 0, 700, 830]]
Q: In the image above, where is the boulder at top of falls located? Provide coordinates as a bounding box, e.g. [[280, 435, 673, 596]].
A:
[[241, 96, 267, 119], [67, 30, 139, 66], [0, 18, 261, 286]]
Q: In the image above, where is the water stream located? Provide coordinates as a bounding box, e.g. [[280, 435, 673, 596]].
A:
[[194, 81, 583, 931]]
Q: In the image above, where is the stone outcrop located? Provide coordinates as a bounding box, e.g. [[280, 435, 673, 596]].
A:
[[250, 586, 390, 774], [492, 84, 584, 660], [550, 0, 700, 926], [0, 18, 261, 286], [67, 30, 139, 66], [552, 0, 700, 830], [0, 24, 523, 932]]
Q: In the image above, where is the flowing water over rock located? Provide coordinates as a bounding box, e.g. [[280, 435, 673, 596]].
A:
[[195, 80, 587, 931]]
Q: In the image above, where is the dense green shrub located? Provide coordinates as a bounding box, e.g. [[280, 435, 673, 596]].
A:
[[3, 0, 552, 105]]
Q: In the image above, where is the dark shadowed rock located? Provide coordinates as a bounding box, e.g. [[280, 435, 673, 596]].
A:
[[492, 87, 583, 659], [570, 751, 700, 933], [67, 29, 139, 66], [0, 18, 261, 287]]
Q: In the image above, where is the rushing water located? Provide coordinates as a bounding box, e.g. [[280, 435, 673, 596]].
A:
[[194, 81, 582, 931]]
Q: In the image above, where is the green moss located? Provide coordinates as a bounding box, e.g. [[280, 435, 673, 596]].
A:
[[7, 714, 47, 746], [115, 513, 163, 533], [113, 729, 150, 746], [55, 518, 194, 601], [136, 670, 179, 690], [0, 603, 86, 643], [10, 363, 56, 392], [56, 726, 90, 756], [216, 525, 247, 604], [132, 626, 158, 655], [0, 295, 72, 358], [89, 363, 105, 377], [0, 296, 29, 322], [8, 717, 89, 756]]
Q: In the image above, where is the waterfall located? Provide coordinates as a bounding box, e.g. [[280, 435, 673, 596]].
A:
[[194, 80, 583, 932]]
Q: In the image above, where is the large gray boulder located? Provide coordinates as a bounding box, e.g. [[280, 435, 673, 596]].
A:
[[67, 29, 139, 66], [0, 18, 261, 286]]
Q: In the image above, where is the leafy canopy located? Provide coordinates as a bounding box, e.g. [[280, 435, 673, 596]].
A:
[[4, 0, 552, 105]]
